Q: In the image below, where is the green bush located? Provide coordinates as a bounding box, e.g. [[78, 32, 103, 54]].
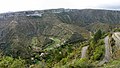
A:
[[91, 45, 105, 61], [69, 58, 94, 68], [0, 56, 25, 68], [102, 59, 120, 68], [30, 61, 47, 68], [10, 58, 25, 68], [93, 29, 102, 43]]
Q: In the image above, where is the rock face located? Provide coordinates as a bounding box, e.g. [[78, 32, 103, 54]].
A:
[[81, 46, 89, 58], [112, 32, 120, 48], [99, 36, 112, 65], [99, 32, 120, 65], [104, 36, 112, 62]]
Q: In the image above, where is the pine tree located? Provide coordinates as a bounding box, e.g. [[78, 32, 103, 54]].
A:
[[93, 29, 102, 43]]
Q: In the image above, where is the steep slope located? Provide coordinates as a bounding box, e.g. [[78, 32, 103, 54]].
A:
[[0, 10, 88, 58], [57, 9, 120, 24], [56, 9, 120, 31]]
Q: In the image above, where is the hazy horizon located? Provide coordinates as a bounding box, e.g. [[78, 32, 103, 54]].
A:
[[0, 0, 120, 13]]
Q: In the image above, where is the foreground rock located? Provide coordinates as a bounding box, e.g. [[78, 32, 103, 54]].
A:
[[81, 46, 89, 58], [99, 32, 120, 66]]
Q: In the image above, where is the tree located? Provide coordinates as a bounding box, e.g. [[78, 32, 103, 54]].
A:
[[93, 29, 102, 43], [0, 56, 25, 68]]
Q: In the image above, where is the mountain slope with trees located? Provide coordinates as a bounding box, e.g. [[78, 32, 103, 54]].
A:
[[0, 9, 120, 67]]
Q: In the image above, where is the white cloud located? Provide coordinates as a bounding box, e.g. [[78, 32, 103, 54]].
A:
[[0, 0, 120, 13]]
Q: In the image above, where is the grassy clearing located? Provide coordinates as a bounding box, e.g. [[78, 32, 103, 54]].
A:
[[44, 37, 61, 51]]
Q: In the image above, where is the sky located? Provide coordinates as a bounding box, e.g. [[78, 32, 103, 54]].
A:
[[0, 0, 120, 13]]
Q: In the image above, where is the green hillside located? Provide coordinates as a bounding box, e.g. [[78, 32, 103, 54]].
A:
[[0, 9, 120, 68]]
